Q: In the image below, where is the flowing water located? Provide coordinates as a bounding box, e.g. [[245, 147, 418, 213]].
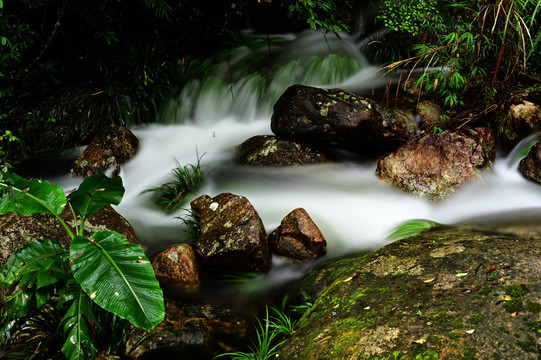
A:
[[52, 31, 540, 283]]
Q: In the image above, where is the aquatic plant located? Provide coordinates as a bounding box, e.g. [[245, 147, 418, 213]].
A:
[[142, 154, 205, 213], [0, 173, 164, 359], [387, 219, 440, 241], [175, 208, 202, 244]]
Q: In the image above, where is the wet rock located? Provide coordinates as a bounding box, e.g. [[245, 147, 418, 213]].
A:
[[271, 84, 413, 153], [191, 193, 271, 273], [269, 208, 327, 262], [125, 300, 249, 360], [416, 100, 442, 130], [500, 100, 541, 146], [238, 135, 330, 166], [70, 124, 139, 178], [376, 127, 495, 201], [0, 205, 138, 268], [519, 142, 541, 184], [281, 222, 541, 359], [151, 243, 203, 294]]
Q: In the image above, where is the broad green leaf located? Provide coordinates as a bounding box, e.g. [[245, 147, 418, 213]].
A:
[[70, 231, 164, 330], [69, 173, 124, 219], [2, 238, 68, 287], [0, 173, 67, 216], [387, 219, 440, 241], [1, 239, 69, 318], [60, 282, 99, 360]]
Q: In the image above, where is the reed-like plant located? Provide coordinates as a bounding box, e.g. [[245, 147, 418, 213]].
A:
[[175, 208, 201, 244], [142, 154, 205, 213]]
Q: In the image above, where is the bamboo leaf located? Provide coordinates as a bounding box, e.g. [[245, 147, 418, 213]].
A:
[[387, 219, 440, 241], [69, 173, 124, 219], [0, 173, 66, 216], [70, 231, 164, 331]]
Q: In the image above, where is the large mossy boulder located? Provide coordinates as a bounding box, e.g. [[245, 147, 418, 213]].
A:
[[376, 127, 495, 201], [271, 84, 414, 153], [280, 220, 541, 359]]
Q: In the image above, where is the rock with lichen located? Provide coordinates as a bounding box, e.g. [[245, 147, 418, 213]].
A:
[[271, 84, 415, 153], [519, 141, 541, 184], [190, 193, 271, 273], [70, 124, 139, 178], [376, 127, 495, 201], [239, 135, 330, 166], [281, 219, 541, 359]]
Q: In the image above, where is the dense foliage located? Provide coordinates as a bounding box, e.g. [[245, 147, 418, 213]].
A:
[[372, 0, 541, 129], [0, 173, 164, 359]]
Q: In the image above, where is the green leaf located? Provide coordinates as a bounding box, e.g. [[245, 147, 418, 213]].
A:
[[70, 231, 164, 330], [0, 173, 67, 216], [387, 219, 440, 241], [69, 173, 124, 219], [60, 282, 99, 360], [1, 239, 69, 318]]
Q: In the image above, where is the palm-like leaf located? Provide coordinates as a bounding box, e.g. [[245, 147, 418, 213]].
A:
[[69, 173, 124, 219], [70, 231, 164, 330]]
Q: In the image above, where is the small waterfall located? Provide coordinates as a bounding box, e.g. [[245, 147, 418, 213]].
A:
[[109, 31, 541, 261]]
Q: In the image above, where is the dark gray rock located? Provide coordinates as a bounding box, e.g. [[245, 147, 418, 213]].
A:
[[239, 135, 330, 166], [271, 84, 413, 153], [519, 141, 541, 184]]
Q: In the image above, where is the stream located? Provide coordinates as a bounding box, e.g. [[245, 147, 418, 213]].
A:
[[50, 30, 541, 293]]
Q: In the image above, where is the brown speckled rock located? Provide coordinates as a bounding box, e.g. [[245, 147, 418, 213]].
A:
[[70, 124, 138, 178], [151, 243, 202, 294], [191, 193, 270, 273], [376, 127, 495, 201], [270, 208, 327, 262]]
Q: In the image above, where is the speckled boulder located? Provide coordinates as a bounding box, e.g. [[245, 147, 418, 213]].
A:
[[239, 135, 330, 166], [151, 243, 203, 294], [376, 127, 495, 201], [70, 124, 139, 178], [281, 220, 541, 359], [190, 193, 271, 273], [271, 84, 414, 152], [270, 208, 327, 262], [519, 141, 541, 184]]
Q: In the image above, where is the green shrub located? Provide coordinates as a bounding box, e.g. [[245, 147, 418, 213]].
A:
[[0, 173, 164, 359]]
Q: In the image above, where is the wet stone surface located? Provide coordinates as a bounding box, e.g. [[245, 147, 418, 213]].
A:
[[281, 223, 541, 359]]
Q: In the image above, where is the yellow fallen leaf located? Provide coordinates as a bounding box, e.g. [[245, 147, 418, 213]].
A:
[[413, 338, 426, 344], [501, 295, 512, 301], [466, 329, 475, 334], [422, 278, 436, 283], [342, 276, 354, 282], [455, 273, 469, 277]]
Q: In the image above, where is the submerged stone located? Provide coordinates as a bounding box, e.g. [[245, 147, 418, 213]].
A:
[[238, 135, 330, 166]]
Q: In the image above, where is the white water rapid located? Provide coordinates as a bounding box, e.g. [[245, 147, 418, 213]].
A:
[[52, 31, 541, 267]]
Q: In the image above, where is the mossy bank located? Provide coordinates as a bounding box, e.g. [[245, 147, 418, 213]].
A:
[[281, 216, 541, 359]]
